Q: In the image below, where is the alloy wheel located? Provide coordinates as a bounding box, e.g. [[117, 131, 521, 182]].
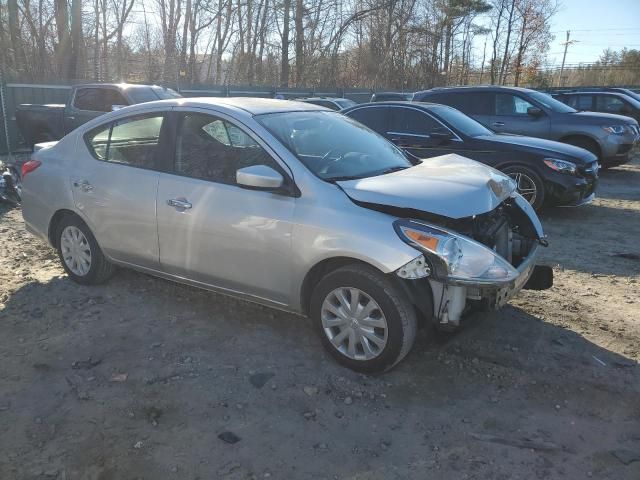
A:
[[60, 226, 92, 276], [508, 171, 537, 205], [321, 287, 388, 361]]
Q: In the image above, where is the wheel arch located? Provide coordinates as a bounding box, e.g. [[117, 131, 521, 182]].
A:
[[558, 134, 602, 158], [300, 257, 375, 316], [48, 209, 83, 247]]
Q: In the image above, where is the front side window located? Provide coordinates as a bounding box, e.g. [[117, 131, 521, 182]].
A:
[[347, 107, 389, 134], [86, 114, 164, 169], [390, 108, 440, 136], [174, 113, 279, 185], [73, 88, 107, 111], [257, 111, 412, 181], [431, 105, 493, 137], [496, 94, 535, 115]]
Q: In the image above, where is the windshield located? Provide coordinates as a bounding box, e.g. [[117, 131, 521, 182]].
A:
[[256, 111, 412, 181], [431, 105, 493, 137], [529, 91, 576, 113], [335, 98, 357, 109]]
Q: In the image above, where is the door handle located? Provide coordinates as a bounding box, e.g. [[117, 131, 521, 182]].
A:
[[68, 116, 75, 120], [167, 198, 192, 210], [73, 180, 93, 192], [492, 122, 505, 127]]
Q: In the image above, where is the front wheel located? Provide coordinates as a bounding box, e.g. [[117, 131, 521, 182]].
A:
[[502, 165, 545, 211], [310, 264, 417, 373]]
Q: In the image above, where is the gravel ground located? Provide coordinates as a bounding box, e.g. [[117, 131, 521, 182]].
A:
[[0, 159, 639, 480]]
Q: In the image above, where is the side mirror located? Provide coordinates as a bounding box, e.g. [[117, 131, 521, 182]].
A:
[[430, 128, 453, 143], [111, 104, 127, 111], [236, 165, 284, 190], [527, 106, 544, 117]]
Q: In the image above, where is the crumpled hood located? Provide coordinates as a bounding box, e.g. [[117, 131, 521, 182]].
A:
[[337, 154, 516, 219]]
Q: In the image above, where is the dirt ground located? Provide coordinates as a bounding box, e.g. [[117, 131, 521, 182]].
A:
[[0, 159, 639, 480]]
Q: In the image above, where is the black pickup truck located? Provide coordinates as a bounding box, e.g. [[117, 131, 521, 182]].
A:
[[16, 83, 181, 148]]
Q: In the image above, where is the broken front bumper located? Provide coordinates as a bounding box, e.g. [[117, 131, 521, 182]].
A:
[[429, 243, 551, 330]]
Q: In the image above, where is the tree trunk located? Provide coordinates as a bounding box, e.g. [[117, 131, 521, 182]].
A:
[[280, 0, 291, 87], [295, 0, 303, 86]]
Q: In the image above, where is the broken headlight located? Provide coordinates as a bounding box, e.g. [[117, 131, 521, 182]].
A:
[[394, 219, 519, 285]]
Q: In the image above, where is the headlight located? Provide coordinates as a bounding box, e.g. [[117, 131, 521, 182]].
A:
[[394, 220, 519, 285], [543, 158, 576, 175], [602, 125, 629, 135]]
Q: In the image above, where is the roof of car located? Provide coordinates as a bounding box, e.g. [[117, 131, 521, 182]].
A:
[[344, 101, 444, 110], [415, 85, 535, 95], [556, 91, 626, 96], [73, 83, 165, 90]]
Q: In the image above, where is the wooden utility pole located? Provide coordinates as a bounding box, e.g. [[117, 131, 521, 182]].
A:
[[558, 30, 578, 87]]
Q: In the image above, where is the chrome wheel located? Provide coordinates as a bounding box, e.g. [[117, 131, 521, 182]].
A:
[[321, 287, 388, 361], [60, 226, 92, 276], [508, 171, 537, 205]]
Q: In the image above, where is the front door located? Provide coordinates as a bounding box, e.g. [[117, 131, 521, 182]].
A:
[[491, 93, 551, 138], [386, 106, 459, 159], [72, 111, 167, 269], [156, 110, 296, 305]]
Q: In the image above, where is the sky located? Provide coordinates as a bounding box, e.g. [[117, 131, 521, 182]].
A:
[[473, 0, 640, 68], [544, 0, 640, 67]]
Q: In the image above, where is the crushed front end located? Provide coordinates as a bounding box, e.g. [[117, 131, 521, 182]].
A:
[[394, 194, 553, 330]]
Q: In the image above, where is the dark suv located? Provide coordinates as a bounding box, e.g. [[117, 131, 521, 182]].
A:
[[413, 86, 640, 167], [553, 91, 640, 123]]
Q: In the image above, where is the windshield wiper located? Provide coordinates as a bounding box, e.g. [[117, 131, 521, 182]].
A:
[[376, 166, 410, 175], [324, 174, 367, 182]]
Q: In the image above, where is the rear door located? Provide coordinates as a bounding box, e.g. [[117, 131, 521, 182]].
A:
[[156, 109, 296, 304], [492, 92, 551, 138], [66, 87, 129, 133], [73, 110, 168, 269]]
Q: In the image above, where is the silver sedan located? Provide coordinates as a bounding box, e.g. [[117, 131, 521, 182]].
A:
[[21, 98, 551, 372]]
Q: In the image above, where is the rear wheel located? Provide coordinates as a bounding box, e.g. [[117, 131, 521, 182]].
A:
[[502, 165, 545, 211], [56, 215, 115, 285], [310, 264, 417, 373]]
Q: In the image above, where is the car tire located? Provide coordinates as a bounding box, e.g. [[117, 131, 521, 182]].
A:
[[56, 215, 115, 285], [310, 264, 417, 373], [501, 165, 545, 211]]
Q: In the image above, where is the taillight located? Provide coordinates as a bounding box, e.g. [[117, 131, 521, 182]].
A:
[[21, 160, 42, 178]]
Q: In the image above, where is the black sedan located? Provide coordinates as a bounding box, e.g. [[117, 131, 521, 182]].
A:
[[343, 101, 599, 210]]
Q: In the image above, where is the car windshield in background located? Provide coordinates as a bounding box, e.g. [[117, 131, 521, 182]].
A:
[[431, 105, 493, 137], [529, 91, 576, 113], [256, 111, 412, 181], [127, 86, 182, 103], [335, 99, 357, 109]]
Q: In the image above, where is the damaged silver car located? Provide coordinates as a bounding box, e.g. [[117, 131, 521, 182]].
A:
[[21, 98, 552, 373]]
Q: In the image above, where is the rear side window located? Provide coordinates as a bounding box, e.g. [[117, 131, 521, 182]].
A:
[[389, 107, 440, 135], [346, 107, 389, 134], [73, 88, 128, 112], [428, 92, 494, 116], [174, 113, 280, 185], [85, 114, 164, 169]]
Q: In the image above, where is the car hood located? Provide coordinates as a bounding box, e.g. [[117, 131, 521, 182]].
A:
[[568, 111, 638, 125], [478, 134, 597, 163], [337, 154, 516, 219]]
